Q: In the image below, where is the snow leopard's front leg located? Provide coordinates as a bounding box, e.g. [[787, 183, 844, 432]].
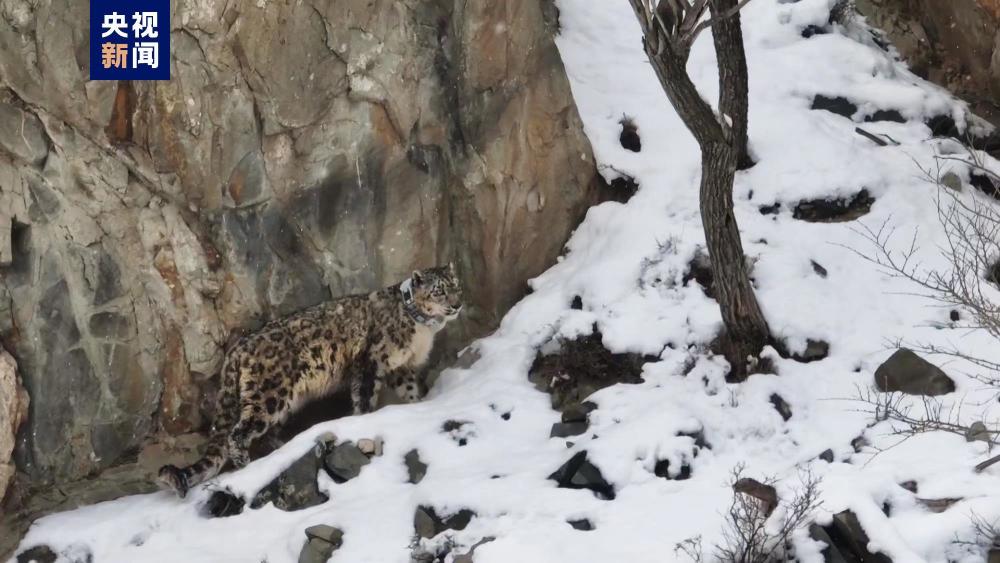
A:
[[389, 366, 428, 404]]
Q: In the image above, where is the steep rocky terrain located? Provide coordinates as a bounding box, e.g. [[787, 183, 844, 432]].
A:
[[0, 0, 604, 507]]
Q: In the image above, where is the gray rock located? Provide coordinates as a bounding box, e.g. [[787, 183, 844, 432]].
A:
[[561, 402, 597, 423], [548, 451, 615, 500], [324, 442, 371, 483], [404, 449, 428, 484], [550, 422, 588, 438], [568, 519, 594, 531], [940, 171, 963, 191], [251, 447, 328, 511], [769, 394, 793, 421], [15, 545, 56, 563], [298, 525, 343, 563], [819, 510, 892, 563], [965, 421, 992, 443], [413, 506, 476, 539], [819, 449, 835, 463], [874, 349, 956, 396]]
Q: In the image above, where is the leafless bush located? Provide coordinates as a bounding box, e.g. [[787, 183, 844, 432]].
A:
[[853, 387, 998, 446], [676, 466, 822, 563]]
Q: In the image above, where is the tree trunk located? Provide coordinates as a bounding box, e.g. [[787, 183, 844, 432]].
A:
[[627, 0, 770, 380], [700, 142, 769, 379]]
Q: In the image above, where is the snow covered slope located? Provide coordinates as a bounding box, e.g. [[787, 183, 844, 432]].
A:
[[12, 0, 1000, 561]]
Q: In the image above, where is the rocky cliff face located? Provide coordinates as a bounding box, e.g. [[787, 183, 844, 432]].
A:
[[0, 0, 601, 491], [856, 0, 1000, 125]]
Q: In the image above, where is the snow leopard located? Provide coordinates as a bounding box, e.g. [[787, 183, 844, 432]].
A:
[[157, 264, 463, 497]]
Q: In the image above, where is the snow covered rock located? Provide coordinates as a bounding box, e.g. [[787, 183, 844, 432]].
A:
[[323, 442, 371, 483], [874, 349, 956, 396], [404, 449, 428, 484], [14, 545, 55, 563], [251, 444, 329, 511], [298, 525, 343, 563], [811, 511, 892, 563], [793, 190, 875, 223]]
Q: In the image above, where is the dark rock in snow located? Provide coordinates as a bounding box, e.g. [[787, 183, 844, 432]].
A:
[[801, 25, 830, 38], [683, 251, 715, 298], [759, 202, 781, 215], [253, 444, 329, 511], [549, 451, 616, 500], [734, 478, 778, 517], [598, 173, 640, 204], [811, 95, 858, 119], [819, 449, 835, 463], [949, 309, 960, 322], [298, 525, 343, 563], [551, 421, 589, 438], [990, 260, 1000, 288], [971, 172, 1000, 200], [811, 260, 829, 278], [561, 402, 597, 423], [619, 118, 641, 152], [413, 506, 477, 539], [323, 442, 371, 483], [774, 337, 830, 363], [16, 545, 57, 563], [654, 459, 692, 481], [874, 349, 956, 396], [568, 518, 595, 531], [405, 449, 428, 484], [529, 327, 648, 412], [865, 109, 906, 123], [899, 480, 918, 493], [793, 190, 874, 222], [925, 114, 960, 138], [204, 490, 246, 518], [770, 394, 793, 421], [571, 295, 583, 310], [813, 510, 892, 563]]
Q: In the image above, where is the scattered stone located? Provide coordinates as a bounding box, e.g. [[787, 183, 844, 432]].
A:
[[939, 171, 963, 192], [811, 95, 858, 119], [851, 435, 868, 453], [770, 394, 793, 421], [561, 402, 597, 423], [965, 421, 992, 443], [865, 109, 906, 123], [570, 295, 583, 310], [819, 449, 835, 463], [793, 190, 874, 222], [548, 451, 616, 500], [874, 348, 956, 396], [811, 260, 829, 278], [568, 518, 595, 531], [734, 478, 778, 517], [801, 24, 829, 38], [925, 114, 960, 138], [654, 459, 692, 481], [774, 338, 830, 363], [917, 496, 962, 513], [357, 437, 383, 457], [619, 118, 641, 152], [550, 422, 588, 438], [441, 420, 476, 446], [252, 444, 329, 511], [413, 506, 477, 539], [15, 545, 57, 563], [599, 173, 640, 203], [808, 524, 849, 563], [323, 442, 371, 483], [759, 202, 781, 215], [529, 327, 648, 412], [950, 309, 961, 322], [298, 525, 344, 563], [204, 490, 246, 518], [405, 449, 428, 484], [899, 480, 918, 493], [820, 510, 892, 563]]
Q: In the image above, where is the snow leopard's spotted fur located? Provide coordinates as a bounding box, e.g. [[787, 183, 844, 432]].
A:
[[158, 264, 462, 497]]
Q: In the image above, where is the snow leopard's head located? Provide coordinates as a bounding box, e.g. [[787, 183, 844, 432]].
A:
[[406, 263, 463, 321]]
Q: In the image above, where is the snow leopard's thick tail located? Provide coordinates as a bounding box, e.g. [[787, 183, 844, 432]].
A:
[[157, 358, 241, 498]]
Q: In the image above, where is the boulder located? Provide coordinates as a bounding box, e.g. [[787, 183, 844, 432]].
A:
[[811, 510, 892, 563], [874, 349, 956, 396], [793, 190, 874, 223], [413, 506, 476, 539]]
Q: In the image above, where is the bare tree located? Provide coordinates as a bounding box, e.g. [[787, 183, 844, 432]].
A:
[[627, 0, 768, 380]]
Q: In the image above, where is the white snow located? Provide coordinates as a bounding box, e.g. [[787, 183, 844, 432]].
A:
[[12, 0, 1000, 562]]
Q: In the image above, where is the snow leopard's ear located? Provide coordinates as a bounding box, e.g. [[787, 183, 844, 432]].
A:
[[411, 270, 423, 287]]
